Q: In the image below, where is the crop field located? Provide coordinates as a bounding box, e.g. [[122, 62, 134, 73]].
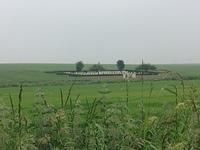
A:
[[0, 64, 200, 149]]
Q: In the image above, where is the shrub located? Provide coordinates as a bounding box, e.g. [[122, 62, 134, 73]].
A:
[[135, 63, 157, 72], [89, 63, 105, 71]]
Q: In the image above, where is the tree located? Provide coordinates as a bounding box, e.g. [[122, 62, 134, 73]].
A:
[[89, 63, 105, 71], [76, 61, 84, 72], [135, 63, 157, 72], [116, 60, 125, 71]]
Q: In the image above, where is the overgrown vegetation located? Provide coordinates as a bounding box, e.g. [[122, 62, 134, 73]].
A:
[[135, 63, 157, 72], [89, 63, 105, 71], [0, 80, 200, 149]]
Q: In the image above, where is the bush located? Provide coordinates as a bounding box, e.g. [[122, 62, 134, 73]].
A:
[[89, 63, 105, 71], [135, 63, 157, 72]]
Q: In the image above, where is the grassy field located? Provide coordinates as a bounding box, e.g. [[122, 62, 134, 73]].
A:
[[0, 63, 200, 87], [158, 64, 200, 77], [0, 79, 199, 116], [0, 63, 200, 113], [0, 64, 200, 149]]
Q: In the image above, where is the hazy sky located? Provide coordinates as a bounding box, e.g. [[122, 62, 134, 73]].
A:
[[0, 0, 200, 64]]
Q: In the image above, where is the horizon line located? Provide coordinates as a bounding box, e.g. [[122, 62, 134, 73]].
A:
[[0, 62, 200, 65]]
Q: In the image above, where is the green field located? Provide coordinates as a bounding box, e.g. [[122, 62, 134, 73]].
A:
[[0, 63, 200, 109], [0, 81, 167, 113], [0, 77, 199, 116], [0, 63, 200, 111], [1, 64, 200, 149], [157, 64, 200, 77], [0, 63, 200, 87]]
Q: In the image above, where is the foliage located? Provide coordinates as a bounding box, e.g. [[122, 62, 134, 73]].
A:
[[135, 63, 157, 72], [116, 60, 125, 71], [89, 63, 105, 71], [0, 81, 200, 149], [75, 61, 84, 72]]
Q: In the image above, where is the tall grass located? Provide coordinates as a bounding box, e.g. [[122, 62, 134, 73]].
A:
[[0, 80, 200, 149]]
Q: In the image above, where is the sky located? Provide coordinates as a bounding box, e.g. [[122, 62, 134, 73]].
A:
[[0, 0, 200, 64]]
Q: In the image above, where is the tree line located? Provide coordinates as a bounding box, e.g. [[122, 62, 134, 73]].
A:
[[75, 60, 157, 72]]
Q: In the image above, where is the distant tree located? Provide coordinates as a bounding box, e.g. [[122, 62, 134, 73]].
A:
[[76, 61, 84, 72], [135, 63, 157, 72], [116, 60, 125, 71], [89, 63, 105, 71]]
